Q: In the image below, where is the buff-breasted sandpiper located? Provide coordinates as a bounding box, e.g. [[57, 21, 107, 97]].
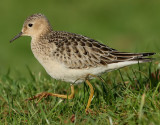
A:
[[10, 13, 155, 113]]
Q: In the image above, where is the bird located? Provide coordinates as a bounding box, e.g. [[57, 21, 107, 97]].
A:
[[10, 13, 155, 113]]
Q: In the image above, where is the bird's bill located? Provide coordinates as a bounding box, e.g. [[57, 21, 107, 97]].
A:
[[10, 32, 23, 43]]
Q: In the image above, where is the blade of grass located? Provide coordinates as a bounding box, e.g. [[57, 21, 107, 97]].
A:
[[26, 65, 35, 82], [139, 93, 145, 120]]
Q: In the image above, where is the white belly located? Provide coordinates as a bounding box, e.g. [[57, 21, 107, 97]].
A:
[[36, 56, 108, 84]]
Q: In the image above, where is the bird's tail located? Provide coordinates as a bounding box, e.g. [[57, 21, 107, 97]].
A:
[[111, 52, 155, 62], [106, 52, 156, 71]]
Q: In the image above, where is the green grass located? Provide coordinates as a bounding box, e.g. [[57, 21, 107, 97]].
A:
[[1, 0, 160, 76], [0, 63, 160, 124]]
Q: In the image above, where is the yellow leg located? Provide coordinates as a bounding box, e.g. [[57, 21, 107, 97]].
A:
[[25, 85, 74, 103], [85, 80, 94, 113]]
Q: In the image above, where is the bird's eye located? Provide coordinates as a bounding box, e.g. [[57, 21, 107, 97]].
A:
[[28, 23, 33, 27]]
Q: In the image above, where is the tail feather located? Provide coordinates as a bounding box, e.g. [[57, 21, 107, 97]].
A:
[[106, 52, 156, 71], [132, 57, 155, 62], [111, 52, 156, 62], [112, 52, 155, 57]]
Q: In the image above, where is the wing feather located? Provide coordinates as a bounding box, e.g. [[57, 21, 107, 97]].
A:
[[45, 31, 155, 69]]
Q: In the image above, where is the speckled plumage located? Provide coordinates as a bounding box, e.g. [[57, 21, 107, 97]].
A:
[[35, 30, 155, 70], [11, 13, 155, 83]]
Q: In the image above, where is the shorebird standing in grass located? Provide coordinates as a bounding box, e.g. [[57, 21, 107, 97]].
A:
[[10, 13, 155, 113]]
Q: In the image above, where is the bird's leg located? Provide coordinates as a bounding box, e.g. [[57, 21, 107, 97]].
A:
[[85, 79, 94, 113], [85, 74, 106, 113], [25, 84, 74, 103]]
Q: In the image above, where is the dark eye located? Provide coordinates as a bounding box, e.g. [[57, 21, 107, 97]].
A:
[[28, 23, 33, 27]]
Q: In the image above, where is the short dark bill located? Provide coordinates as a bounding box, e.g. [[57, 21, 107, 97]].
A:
[[10, 32, 22, 43]]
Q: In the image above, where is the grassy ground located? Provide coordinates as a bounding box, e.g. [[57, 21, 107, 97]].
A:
[[0, 62, 160, 124]]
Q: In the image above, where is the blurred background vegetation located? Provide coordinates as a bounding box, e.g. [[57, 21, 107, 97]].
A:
[[0, 0, 160, 78]]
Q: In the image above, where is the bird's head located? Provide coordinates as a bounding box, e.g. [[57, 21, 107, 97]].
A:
[[10, 13, 52, 42]]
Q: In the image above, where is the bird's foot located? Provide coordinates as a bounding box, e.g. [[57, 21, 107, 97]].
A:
[[25, 92, 52, 103]]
